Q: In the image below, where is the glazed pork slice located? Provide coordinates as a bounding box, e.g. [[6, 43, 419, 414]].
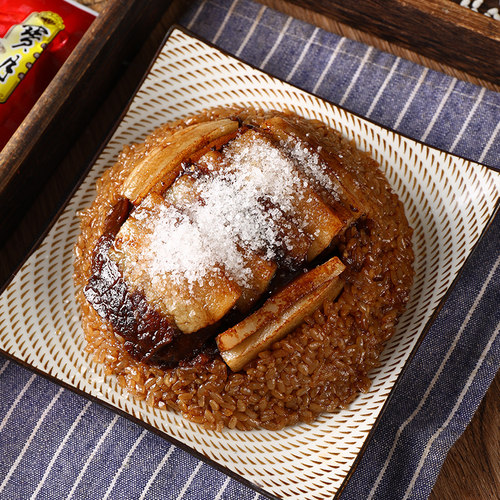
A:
[[83, 198, 215, 366], [195, 152, 314, 266], [219, 129, 345, 261], [260, 116, 369, 225], [165, 174, 278, 312], [110, 192, 241, 333]]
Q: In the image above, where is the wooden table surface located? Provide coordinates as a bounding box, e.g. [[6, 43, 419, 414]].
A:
[[1, 1, 498, 499]]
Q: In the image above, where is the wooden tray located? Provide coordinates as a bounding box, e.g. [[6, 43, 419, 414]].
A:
[[258, 0, 500, 90], [0, 0, 179, 244]]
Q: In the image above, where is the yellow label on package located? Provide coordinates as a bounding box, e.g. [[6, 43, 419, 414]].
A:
[[0, 11, 64, 103]]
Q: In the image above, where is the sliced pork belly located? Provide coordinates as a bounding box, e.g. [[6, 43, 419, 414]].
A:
[[222, 129, 345, 260], [111, 192, 241, 333], [260, 116, 368, 225]]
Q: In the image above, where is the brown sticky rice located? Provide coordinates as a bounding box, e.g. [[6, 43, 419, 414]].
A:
[[73, 107, 414, 431]]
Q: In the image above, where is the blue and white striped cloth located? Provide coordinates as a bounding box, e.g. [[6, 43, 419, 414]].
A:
[[1, 1, 499, 498]]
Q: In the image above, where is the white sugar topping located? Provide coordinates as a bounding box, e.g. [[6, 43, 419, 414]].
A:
[[283, 139, 339, 199], [122, 133, 338, 288]]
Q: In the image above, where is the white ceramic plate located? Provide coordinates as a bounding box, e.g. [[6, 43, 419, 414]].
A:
[[1, 27, 499, 500]]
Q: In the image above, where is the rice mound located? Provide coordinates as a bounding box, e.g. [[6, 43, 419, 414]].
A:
[[73, 107, 414, 431]]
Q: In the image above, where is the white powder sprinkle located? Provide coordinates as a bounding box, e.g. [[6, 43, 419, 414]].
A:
[[283, 139, 339, 199], [122, 133, 337, 288]]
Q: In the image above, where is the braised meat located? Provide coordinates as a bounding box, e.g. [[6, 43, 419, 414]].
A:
[[84, 115, 369, 368], [84, 198, 217, 366]]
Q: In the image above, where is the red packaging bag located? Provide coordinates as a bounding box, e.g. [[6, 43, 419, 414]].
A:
[[0, 0, 96, 151]]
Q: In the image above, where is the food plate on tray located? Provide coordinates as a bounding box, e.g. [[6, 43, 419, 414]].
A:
[[0, 27, 499, 500]]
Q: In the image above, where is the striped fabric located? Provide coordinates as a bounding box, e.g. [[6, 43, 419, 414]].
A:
[[1, 1, 499, 499]]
